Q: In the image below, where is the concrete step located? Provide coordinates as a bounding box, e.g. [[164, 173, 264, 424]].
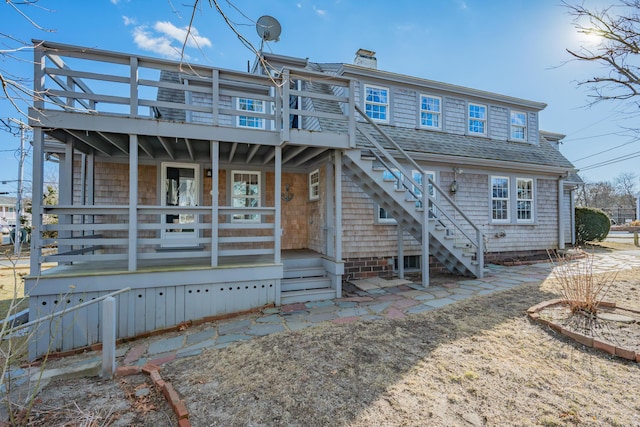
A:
[[280, 287, 337, 305], [281, 276, 332, 292]]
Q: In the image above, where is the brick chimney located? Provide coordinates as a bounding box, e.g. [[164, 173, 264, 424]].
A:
[[354, 49, 377, 69]]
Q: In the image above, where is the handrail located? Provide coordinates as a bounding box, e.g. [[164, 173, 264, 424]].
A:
[[353, 106, 484, 254]]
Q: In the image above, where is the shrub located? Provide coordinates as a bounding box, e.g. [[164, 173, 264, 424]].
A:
[[575, 207, 610, 244]]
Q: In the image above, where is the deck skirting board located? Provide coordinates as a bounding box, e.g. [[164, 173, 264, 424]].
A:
[[28, 276, 278, 360]]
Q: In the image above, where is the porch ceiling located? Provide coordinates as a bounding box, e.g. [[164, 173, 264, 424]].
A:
[[44, 128, 330, 167]]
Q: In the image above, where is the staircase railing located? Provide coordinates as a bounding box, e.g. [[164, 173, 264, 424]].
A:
[[353, 106, 484, 275]]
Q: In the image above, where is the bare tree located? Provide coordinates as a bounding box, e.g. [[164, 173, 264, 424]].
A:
[[565, 1, 640, 111], [614, 171, 638, 205]]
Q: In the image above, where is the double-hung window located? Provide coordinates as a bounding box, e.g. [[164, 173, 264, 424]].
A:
[[237, 98, 265, 129], [468, 103, 487, 135], [412, 170, 435, 213], [491, 176, 509, 222], [377, 168, 401, 222], [420, 95, 441, 129], [364, 84, 389, 122], [516, 178, 534, 222], [231, 171, 260, 222], [309, 169, 320, 201], [511, 111, 527, 141]]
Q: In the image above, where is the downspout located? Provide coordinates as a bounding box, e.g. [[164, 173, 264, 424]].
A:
[[558, 177, 565, 250]]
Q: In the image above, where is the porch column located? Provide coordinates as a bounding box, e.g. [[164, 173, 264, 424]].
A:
[[57, 139, 74, 257], [29, 127, 44, 276], [211, 141, 219, 267], [128, 134, 138, 272], [334, 151, 342, 262], [397, 224, 404, 279], [421, 171, 430, 287], [558, 178, 565, 250], [274, 145, 282, 264], [325, 157, 335, 258]]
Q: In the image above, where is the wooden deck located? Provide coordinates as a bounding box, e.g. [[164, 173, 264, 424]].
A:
[[35, 249, 322, 279]]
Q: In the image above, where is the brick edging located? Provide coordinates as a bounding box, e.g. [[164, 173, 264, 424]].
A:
[[115, 363, 190, 426], [527, 299, 640, 363]]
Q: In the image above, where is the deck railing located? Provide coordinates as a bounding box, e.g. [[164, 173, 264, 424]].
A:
[[33, 40, 354, 144], [41, 205, 276, 268]]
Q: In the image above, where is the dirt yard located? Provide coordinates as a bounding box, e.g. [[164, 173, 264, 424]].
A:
[[3, 245, 640, 426]]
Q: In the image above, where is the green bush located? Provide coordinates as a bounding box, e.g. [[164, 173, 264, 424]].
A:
[[575, 207, 610, 244]]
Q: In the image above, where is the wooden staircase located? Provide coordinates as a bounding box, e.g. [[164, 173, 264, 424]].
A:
[[340, 107, 484, 280], [281, 255, 337, 304]]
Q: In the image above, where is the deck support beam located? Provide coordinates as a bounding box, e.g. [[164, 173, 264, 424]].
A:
[[334, 151, 343, 297], [211, 141, 219, 267], [421, 171, 430, 287], [128, 134, 138, 272], [274, 145, 282, 305], [558, 177, 565, 250], [397, 224, 404, 279], [30, 127, 44, 276]]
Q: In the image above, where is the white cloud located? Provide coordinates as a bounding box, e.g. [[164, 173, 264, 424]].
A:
[[132, 26, 182, 59], [313, 6, 327, 16], [131, 21, 212, 60], [154, 21, 212, 49], [110, 0, 119, 4], [122, 16, 136, 26]]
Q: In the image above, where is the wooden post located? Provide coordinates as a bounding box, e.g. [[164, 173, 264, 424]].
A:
[[397, 224, 404, 279], [102, 296, 116, 379], [211, 141, 219, 267], [128, 134, 138, 272], [130, 57, 138, 117], [30, 127, 44, 276], [558, 178, 565, 250], [281, 70, 290, 143], [422, 171, 429, 287]]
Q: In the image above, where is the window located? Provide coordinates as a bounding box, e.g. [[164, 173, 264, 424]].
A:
[[511, 111, 527, 141], [516, 178, 534, 222], [491, 176, 509, 222], [309, 169, 320, 200], [468, 103, 487, 135], [364, 85, 389, 122], [378, 206, 395, 223], [237, 98, 265, 129], [231, 171, 261, 222], [420, 95, 441, 129], [377, 168, 401, 222]]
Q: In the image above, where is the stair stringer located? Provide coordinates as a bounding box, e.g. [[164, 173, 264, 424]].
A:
[[342, 149, 480, 277]]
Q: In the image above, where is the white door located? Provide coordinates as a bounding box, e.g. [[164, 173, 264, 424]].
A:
[[161, 162, 199, 247]]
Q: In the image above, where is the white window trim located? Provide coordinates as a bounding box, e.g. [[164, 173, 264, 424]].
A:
[[468, 102, 487, 136], [364, 84, 389, 123], [376, 204, 396, 224], [419, 95, 442, 130], [309, 169, 320, 201], [236, 98, 265, 129], [510, 110, 527, 142], [231, 170, 261, 223], [516, 177, 535, 223], [490, 176, 510, 223]]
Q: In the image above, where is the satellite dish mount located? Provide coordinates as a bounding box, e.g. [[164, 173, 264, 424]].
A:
[[256, 15, 282, 51]]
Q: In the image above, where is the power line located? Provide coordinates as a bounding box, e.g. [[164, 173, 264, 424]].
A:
[[579, 150, 640, 171], [572, 137, 640, 163]]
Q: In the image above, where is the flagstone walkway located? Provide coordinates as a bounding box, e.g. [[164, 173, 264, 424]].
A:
[[6, 249, 640, 389]]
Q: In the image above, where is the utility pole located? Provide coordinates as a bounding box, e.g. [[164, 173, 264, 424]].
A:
[[8, 118, 29, 256]]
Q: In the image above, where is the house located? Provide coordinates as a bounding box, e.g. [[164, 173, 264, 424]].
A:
[[0, 196, 17, 229], [25, 41, 578, 359]]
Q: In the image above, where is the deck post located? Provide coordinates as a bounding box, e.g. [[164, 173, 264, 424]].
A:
[[558, 177, 565, 250], [397, 224, 404, 279], [128, 134, 138, 272], [325, 158, 335, 258], [348, 80, 356, 148], [30, 127, 44, 276], [334, 151, 343, 297], [101, 296, 116, 379], [422, 171, 430, 287], [211, 141, 219, 267], [129, 56, 138, 118], [281, 70, 290, 143], [57, 139, 74, 257], [274, 145, 282, 305]]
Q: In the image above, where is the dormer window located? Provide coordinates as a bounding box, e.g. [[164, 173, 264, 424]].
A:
[[364, 84, 389, 122], [468, 103, 487, 136], [420, 95, 441, 129], [511, 111, 527, 141]]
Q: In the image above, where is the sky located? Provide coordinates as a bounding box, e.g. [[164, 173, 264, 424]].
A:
[[1, 0, 638, 198]]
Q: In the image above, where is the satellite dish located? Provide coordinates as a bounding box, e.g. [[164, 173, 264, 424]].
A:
[[256, 15, 281, 43]]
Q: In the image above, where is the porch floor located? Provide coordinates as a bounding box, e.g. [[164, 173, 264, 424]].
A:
[[36, 249, 323, 279]]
